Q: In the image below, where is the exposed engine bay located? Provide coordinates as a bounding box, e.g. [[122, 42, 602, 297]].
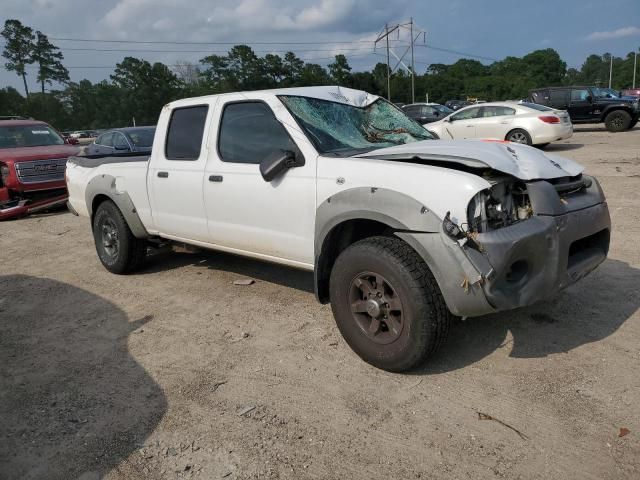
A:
[[466, 176, 532, 233], [465, 173, 590, 234]]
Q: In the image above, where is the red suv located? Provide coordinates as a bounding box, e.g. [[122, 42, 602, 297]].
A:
[[0, 120, 80, 220]]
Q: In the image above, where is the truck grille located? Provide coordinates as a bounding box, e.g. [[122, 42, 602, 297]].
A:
[[14, 158, 67, 184]]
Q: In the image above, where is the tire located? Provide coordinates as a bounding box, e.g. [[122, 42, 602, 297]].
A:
[[329, 236, 451, 372], [604, 110, 631, 132], [505, 128, 532, 145], [92, 200, 147, 274]]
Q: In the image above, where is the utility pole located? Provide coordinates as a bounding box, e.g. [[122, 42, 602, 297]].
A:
[[608, 54, 613, 89], [375, 20, 426, 103], [633, 51, 637, 89], [410, 17, 415, 103], [385, 24, 391, 101]]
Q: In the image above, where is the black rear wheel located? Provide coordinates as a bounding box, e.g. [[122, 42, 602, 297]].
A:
[[93, 200, 147, 274], [329, 236, 451, 372], [604, 110, 632, 132]]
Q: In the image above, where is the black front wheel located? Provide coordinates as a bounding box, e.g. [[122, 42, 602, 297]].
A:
[[604, 110, 632, 132], [329, 236, 451, 372], [93, 200, 147, 274]]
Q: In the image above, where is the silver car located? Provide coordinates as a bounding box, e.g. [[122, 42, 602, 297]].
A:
[[426, 101, 573, 147]]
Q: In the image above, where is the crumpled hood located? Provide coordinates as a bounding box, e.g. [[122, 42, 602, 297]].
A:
[[355, 139, 583, 181]]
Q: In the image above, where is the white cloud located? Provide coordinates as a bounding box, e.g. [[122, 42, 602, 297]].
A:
[[586, 26, 640, 40]]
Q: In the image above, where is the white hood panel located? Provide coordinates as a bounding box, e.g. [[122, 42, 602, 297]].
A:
[[356, 140, 583, 181]]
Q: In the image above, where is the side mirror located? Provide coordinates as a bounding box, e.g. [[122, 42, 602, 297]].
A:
[[260, 149, 304, 182], [586, 95, 593, 102], [444, 117, 452, 123]]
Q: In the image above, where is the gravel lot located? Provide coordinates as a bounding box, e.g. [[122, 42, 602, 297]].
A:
[[1, 125, 639, 479]]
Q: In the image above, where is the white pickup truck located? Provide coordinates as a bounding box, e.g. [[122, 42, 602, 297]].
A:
[[66, 86, 611, 372]]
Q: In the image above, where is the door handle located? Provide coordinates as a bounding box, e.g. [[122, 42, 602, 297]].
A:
[[208, 175, 223, 182], [466, 125, 474, 127], [157, 171, 169, 178]]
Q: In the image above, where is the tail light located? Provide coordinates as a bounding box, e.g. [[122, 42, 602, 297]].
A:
[[538, 115, 560, 124]]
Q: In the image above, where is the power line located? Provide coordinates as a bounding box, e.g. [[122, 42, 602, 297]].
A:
[[21, 52, 379, 69], [48, 37, 392, 46], [58, 46, 376, 54], [416, 44, 499, 62]]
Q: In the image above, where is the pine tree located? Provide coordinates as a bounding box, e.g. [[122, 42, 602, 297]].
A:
[[1, 19, 35, 97], [32, 31, 69, 93]]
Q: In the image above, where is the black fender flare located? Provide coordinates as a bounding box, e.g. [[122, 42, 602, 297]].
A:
[[85, 174, 150, 239]]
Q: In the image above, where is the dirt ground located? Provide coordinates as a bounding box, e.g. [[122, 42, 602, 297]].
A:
[[1, 125, 639, 480]]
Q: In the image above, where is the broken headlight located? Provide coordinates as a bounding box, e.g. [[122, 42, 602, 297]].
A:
[[467, 181, 531, 233]]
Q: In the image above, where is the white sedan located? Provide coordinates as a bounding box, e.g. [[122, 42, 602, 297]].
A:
[[425, 101, 573, 147]]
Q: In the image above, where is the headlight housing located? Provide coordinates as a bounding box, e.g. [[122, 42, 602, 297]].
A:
[[467, 181, 532, 233], [0, 162, 10, 187]]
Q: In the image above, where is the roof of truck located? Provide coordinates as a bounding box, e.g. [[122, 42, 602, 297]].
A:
[[166, 86, 380, 110], [0, 119, 49, 127]]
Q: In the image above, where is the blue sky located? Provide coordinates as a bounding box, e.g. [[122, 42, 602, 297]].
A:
[[1, 0, 639, 93]]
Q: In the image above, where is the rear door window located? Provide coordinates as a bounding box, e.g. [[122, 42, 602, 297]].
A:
[[570, 89, 590, 102], [165, 105, 209, 160], [481, 106, 515, 117], [549, 90, 568, 106]]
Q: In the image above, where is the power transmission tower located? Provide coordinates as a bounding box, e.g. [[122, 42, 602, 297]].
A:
[[375, 18, 427, 103]]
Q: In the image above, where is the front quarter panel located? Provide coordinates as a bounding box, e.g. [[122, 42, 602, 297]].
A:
[[317, 155, 491, 227]]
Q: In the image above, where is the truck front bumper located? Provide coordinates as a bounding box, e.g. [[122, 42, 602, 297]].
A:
[[0, 192, 69, 220], [401, 175, 610, 317]]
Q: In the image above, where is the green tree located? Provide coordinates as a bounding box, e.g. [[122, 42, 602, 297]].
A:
[[282, 52, 304, 85], [1, 19, 35, 97], [32, 31, 69, 93], [112, 57, 181, 125], [263, 54, 286, 85], [298, 63, 330, 86], [328, 54, 352, 86], [0, 86, 26, 115]]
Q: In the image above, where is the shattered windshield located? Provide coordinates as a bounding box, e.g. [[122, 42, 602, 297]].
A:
[[279, 96, 434, 156]]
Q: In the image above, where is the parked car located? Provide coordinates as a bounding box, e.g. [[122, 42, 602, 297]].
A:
[[66, 86, 610, 372], [425, 101, 572, 147], [444, 99, 471, 111], [529, 86, 639, 132], [402, 103, 453, 124], [85, 127, 156, 156], [69, 131, 91, 139], [621, 88, 640, 99], [0, 119, 80, 220]]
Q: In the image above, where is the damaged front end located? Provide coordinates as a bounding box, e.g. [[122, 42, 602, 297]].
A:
[[440, 172, 610, 315]]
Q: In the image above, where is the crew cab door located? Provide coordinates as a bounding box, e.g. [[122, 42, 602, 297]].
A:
[[148, 103, 212, 241], [568, 88, 593, 121], [444, 106, 482, 139], [203, 96, 316, 266]]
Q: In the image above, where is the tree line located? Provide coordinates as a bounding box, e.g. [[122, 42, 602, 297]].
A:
[[1, 19, 638, 131]]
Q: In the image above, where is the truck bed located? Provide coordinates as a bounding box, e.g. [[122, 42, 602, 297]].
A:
[[67, 153, 150, 169]]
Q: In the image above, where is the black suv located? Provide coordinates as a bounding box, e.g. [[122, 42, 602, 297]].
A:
[[529, 86, 639, 132]]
